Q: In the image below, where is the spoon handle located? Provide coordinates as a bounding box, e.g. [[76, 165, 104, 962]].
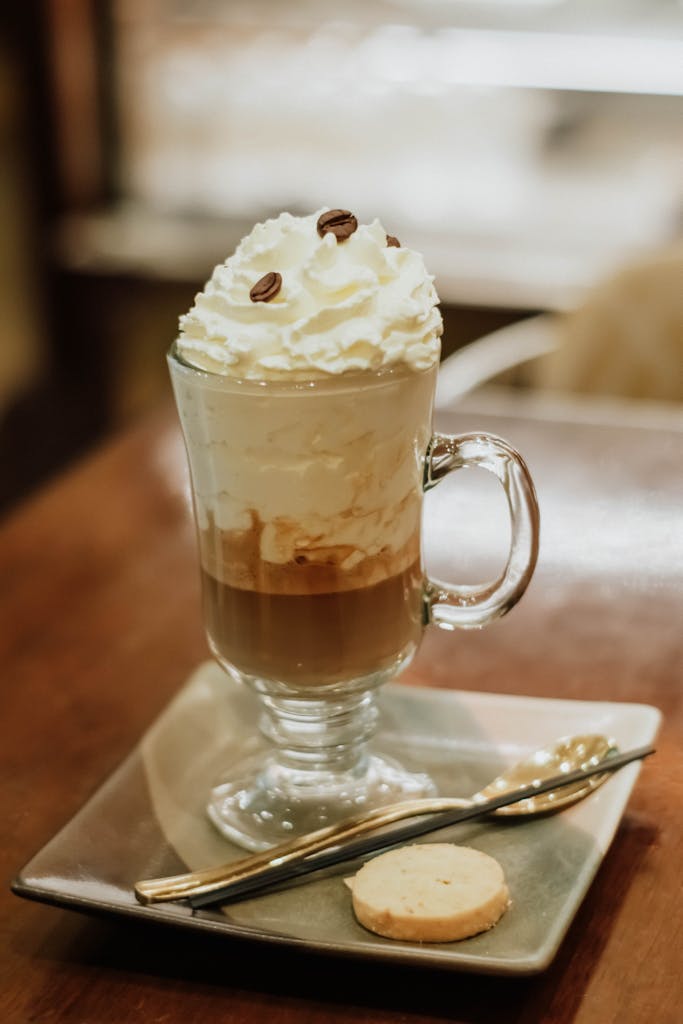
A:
[[135, 796, 471, 905], [135, 744, 654, 908]]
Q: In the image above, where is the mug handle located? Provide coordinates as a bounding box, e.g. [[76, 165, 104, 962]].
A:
[[423, 432, 540, 630]]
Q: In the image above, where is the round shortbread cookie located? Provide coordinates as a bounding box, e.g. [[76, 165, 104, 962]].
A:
[[349, 843, 510, 942]]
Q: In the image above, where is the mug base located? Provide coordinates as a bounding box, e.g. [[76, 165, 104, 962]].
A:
[[207, 753, 436, 852]]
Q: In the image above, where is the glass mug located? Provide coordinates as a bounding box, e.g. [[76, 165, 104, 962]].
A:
[[169, 345, 539, 850]]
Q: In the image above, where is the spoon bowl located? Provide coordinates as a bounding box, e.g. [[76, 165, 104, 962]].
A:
[[476, 733, 615, 815]]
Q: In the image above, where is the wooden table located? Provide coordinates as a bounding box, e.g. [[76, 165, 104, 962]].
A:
[[2, 393, 682, 1023]]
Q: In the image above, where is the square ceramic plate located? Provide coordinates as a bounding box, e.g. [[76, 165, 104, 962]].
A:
[[13, 662, 660, 975]]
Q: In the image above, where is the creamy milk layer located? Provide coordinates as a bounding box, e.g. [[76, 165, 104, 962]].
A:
[[171, 365, 435, 591], [176, 210, 442, 379]]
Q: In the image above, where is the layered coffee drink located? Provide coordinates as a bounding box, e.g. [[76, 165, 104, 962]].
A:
[[171, 209, 442, 692], [169, 208, 538, 848]]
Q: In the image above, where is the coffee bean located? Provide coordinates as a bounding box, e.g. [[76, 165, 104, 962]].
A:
[[249, 271, 282, 303], [386, 235, 401, 248], [316, 209, 358, 241]]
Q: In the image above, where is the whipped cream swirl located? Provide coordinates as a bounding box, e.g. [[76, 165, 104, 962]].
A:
[[176, 210, 442, 378]]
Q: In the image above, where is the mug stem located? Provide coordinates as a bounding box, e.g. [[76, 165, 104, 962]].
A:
[[258, 691, 378, 776], [207, 685, 435, 851]]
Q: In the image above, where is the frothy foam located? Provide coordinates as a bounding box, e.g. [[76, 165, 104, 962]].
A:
[[176, 210, 442, 379]]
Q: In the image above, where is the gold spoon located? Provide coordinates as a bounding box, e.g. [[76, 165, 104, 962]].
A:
[[136, 734, 615, 906]]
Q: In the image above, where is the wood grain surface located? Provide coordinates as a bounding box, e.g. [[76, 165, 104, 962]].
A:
[[2, 398, 682, 1024]]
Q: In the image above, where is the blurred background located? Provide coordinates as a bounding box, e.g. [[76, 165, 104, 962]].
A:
[[1, 0, 681, 515]]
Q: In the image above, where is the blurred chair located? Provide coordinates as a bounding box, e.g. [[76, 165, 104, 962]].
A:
[[531, 243, 683, 403], [437, 242, 683, 408]]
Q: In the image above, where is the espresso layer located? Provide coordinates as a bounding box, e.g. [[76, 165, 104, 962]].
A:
[[201, 561, 423, 686]]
